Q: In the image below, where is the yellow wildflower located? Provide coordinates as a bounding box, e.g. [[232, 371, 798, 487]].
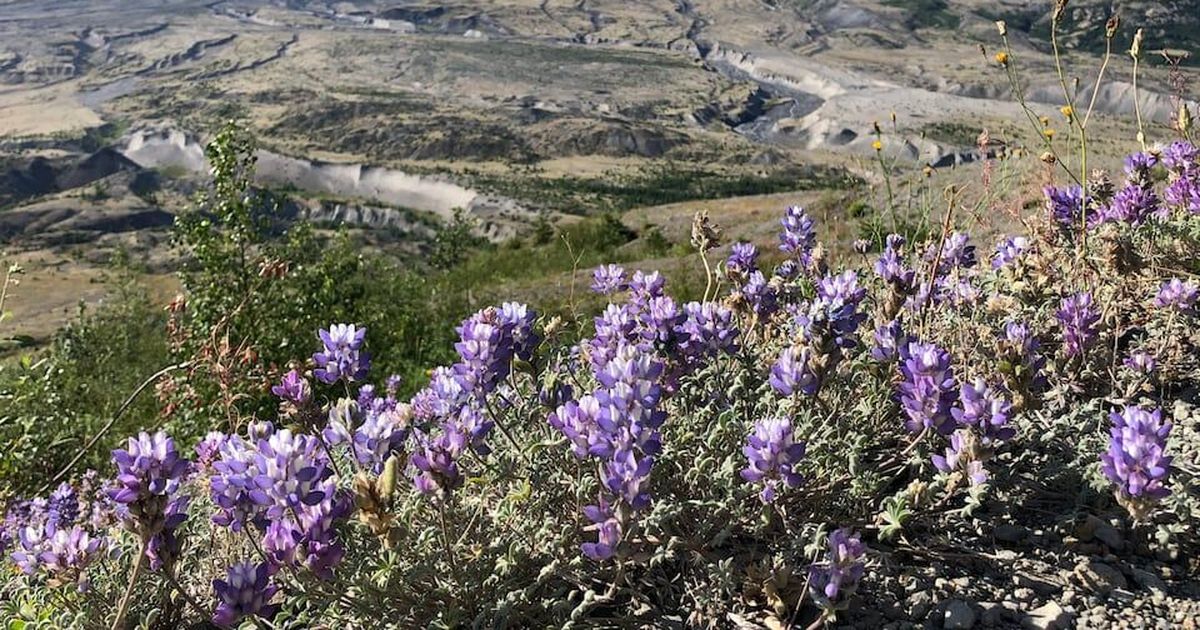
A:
[[872, 140, 883, 151], [994, 51, 1009, 66]]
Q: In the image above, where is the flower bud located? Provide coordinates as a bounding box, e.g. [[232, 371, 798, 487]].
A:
[[1130, 28, 1144, 60], [1105, 15, 1119, 39], [995, 20, 1007, 36], [1053, 0, 1069, 24], [379, 453, 401, 504]]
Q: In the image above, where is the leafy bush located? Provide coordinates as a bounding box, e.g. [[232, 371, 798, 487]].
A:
[[0, 266, 169, 495]]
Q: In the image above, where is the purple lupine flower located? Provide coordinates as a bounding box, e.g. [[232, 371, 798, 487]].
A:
[[931, 431, 964, 474], [1124, 351, 1157, 375], [592, 343, 667, 458], [539, 380, 574, 410], [1154, 278, 1198, 312], [36, 525, 103, 584], [602, 449, 653, 511], [109, 432, 191, 547], [591, 303, 637, 363], [740, 417, 806, 503], [726, 242, 759, 277], [452, 303, 539, 398], [454, 403, 494, 456], [927, 231, 977, 270], [809, 528, 867, 614], [779, 205, 816, 262], [992, 236, 1029, 269], [1056, 292, 1100, 357], [10, 523, 48, 574], [353, 408, 409, 474], [254, 430, 332, 520], [853, 238, 871, 254], [580, 498, 621, 561], [933, 275, 979, 307], [247, 421, 275, 442], [1097, 184, 1160, 225], [628, 270, 665, 304], [932, 431, 990, 486], [271, 369, 312, 406], [814, 270, 868, 348], [1161, 143, 1200, 215], [565, 337, 668, 559], [47, 482, 78, 529], [109, 431, 190, 505], [739, 270, 778, 318], [591, 264, 627, 295], [952, 378, 1015, 444], [549, 396, 601, 459], [634, 295, 683, 347], [410, 426, 467, 497], [1101, 405, 1172, 519], [1162, 141, 1198, 172], [675, 301, 739, 361], [262, 487, 347, 579], [411, 366, 467, 422], [1002, 321, 1048, 394], [903, 280, 933, 313], [898, 342, 957, 435], [770, 346, 819, 396], [775, 259, 800, 280], [355, 384, 378, 416], [212, 562, 280, 627], [194, 431, 227, 471], [313, 324, 370, 384], [498, 301, 539, 360], [1044, 185, 1086, 228], [1164, 175, 1200, 215], [1124, 151, 1159, 179], [870, 320, 906, 362], [875, 235, 916, 292], [209, 435, 268, 531], [454, 316, 510, 394], [143, 494, 189, 571]]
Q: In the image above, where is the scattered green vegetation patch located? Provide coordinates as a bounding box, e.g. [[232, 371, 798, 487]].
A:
[[882, 0, 961, 30], [469, 164, 860, 215]]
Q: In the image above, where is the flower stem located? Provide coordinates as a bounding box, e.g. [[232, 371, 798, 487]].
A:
[[165, 569, 211, 623], [111, 540, 147, 630]]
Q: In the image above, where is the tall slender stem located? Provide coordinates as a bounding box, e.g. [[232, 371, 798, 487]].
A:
[[111, 540, 147, 630], [1132, 54, 1147, 150]]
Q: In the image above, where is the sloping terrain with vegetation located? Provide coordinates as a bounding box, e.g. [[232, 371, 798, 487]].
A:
[[1, 1, 1199, 629]]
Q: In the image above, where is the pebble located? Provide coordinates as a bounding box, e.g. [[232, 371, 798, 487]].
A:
[[1094, 523, 1124, 551], [1130, 567, 1167, 595], [995, 523, 1028, 543], [978, 602, 1002, 626], [909, 591, 933, 620], [1074, 560, 1128, 595], [1015, 573, 1060, 597], [1112, 588, 1136, 604], [943, 599, 976, 629], [1023, 601, 1074, 629]]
